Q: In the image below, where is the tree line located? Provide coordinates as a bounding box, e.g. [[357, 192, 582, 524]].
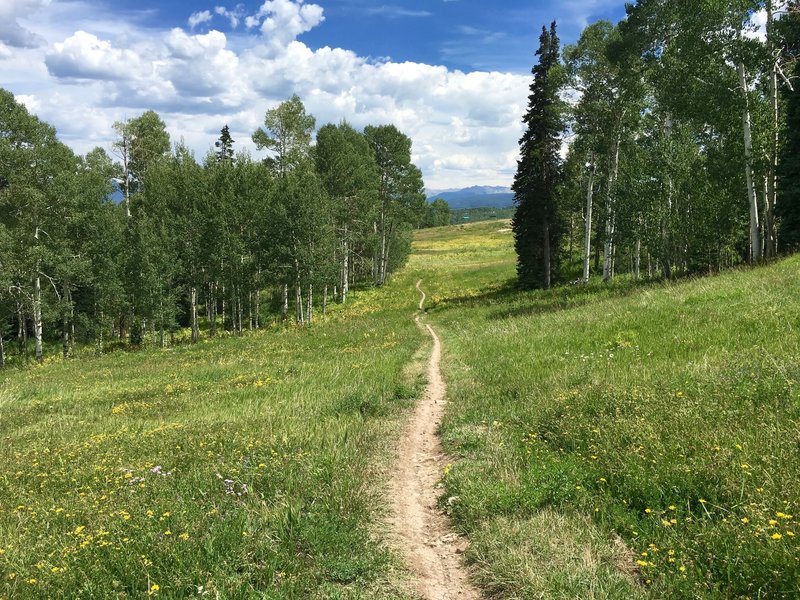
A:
[[0, 91, 436, 366], [513, 1, 800, 289]]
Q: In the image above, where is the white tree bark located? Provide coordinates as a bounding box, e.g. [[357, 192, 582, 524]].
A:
[[33, 273, 43, 364], [342, 224, 349, 304], [307, 283, 313, 324], [583, 163, 595, 283], [602, 135, 621, 282], [738, 62, 762, 262], [190, 287, 199, 343]]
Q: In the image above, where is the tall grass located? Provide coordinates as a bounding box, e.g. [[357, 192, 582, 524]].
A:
[[0, 283, 424, 599], [414, 221, 800, 598]]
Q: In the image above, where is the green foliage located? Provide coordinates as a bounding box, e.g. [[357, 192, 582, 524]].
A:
[[422, 198, 451, 228], [778, 3, 800, 251], [0, 89, 426, 360], [512, 22, 566, 290], [252, 94, 315, 177]]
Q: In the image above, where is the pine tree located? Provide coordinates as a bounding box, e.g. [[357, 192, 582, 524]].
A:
[[215, 125, 235, 163], [778, 2, 800, 251], [512, 21, 565, 289]]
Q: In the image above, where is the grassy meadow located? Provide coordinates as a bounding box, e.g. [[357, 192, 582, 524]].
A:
[[0, 282, 426, 599], [414, 221, 800, 599], [1, 219, 798, 599]]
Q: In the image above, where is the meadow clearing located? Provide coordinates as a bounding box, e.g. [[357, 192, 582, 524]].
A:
[[415, 222, 800, 599], [0, 282, 426, 599], [1, 220, 798, 598]]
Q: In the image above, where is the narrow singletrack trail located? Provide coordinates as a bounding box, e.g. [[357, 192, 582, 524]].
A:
[[389, 280, 481, 599]]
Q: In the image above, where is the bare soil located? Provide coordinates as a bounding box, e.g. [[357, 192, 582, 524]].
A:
[[387, 280, 481, 599]]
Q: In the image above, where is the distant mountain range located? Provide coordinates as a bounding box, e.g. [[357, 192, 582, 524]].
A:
[[426, 185, 514, 210]]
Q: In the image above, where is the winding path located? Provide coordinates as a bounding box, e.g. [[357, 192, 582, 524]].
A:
[[389, 280, 481, 599]]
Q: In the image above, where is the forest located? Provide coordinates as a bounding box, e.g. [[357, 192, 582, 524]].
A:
[[0, 92, 441, 366], [3, 0, 800, 363], [512, 0, 800, 289]]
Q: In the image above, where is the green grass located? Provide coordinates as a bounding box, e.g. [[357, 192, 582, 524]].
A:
[[2, 219, 799, 599], [0, 280, 425, 599], [412, 221, 800, 599]]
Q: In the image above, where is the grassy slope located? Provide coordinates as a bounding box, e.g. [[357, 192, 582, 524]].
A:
[[0, 282, 425, 599], [414, 221, 800, 599], [2, 220, 798, 599]]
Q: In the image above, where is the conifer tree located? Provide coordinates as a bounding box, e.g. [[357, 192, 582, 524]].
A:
[[512, 21, 565, 289], [778, 2, 800, 251], [215, 125, 235, 163]]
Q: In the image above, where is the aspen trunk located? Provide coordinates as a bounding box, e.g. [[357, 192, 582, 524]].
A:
[[255, 288, 260, 329], [281, 284, 289, 321], [379, 202, 387, 286], [17, 302, 24, 356], [33, 273, 43, 364], [62, 282, 70, 360], [603, 134, 621, 282], [307, 284, 313, 325], [634, 237, 642, 281], [323, 285, 328, 321], [765, 0, 778, 257], [159, 300, 165, 348], [342, 225, 349, 304], [662, 115, 674, 279], [221, 285, 226, 332], [98, 310, 104, 355], [738, 62, 761, 262], [191, 287, 199, 343], [22, 309, 29, 363], [210, 282, 217, 337], [295, 284, 304, 325], [0, 333, 4, 368], [583, 165, 595, 283]]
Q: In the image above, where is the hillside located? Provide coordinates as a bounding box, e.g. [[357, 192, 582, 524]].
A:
[[1, 221, 798, 598], [427, 186, 514, 210], [414, 221, 800, 599]]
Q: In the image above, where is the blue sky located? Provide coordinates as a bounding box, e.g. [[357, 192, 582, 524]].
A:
[[1, 0, 628, 189]]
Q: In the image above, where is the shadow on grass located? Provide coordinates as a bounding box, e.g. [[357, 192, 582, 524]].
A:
[[431, 276, 670, 320]]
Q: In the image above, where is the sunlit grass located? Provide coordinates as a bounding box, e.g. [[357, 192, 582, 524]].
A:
[[0, 281, 425, 599], [409, 221, 800, 599]]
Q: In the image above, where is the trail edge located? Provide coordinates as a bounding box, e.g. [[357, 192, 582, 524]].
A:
[[388, 280, 481, 600]]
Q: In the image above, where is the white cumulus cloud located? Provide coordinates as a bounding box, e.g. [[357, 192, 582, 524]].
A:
[[45, 31, 143, 81], [0, 0, 50, 48], [246, 0, 325, 51], [9, 0, 534, 188], [188, 10, 213, 29]]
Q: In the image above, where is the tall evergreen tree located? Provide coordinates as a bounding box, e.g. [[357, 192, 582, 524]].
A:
[[215, 125, 235, 163], [512, 21, 565, 289], [778, 2, 800, 251]]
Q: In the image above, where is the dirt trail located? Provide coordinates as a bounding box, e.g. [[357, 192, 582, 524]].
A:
[[389, 280, 481, 599]]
